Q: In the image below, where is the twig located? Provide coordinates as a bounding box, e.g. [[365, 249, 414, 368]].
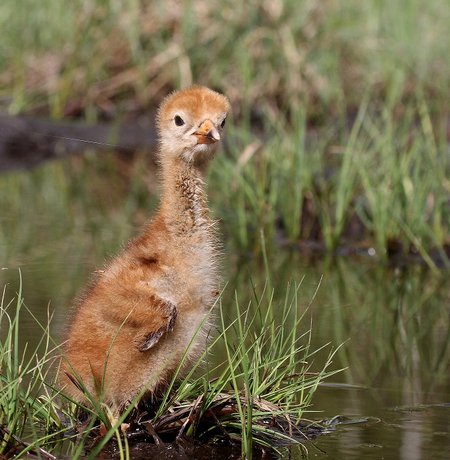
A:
[[141, 421, 162, 445], [176, 394, 203, 441]]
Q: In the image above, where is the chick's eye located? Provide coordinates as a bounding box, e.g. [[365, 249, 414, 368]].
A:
[[174, 115, 185, 126], [220, 118, 226, 128]]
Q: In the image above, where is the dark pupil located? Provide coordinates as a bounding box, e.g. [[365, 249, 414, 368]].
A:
[[221, 118, 226, 128], [174, 115, 185, 126]]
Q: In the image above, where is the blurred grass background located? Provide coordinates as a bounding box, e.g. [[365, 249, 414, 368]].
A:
[[0, 0, 449, 265], [1, 0, 449, 118]]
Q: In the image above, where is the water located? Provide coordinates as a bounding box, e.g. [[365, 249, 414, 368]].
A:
[[308, 389, 450, 459], [1, 164, 449, 459], [224, 254, 450, 459]]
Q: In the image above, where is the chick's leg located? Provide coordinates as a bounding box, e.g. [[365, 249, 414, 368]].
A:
[[134, 296, 177, 351]]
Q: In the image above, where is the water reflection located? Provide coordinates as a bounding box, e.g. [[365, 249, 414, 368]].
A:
[[226, 252, 449, 394], [224, 253, 450, 459], [1, 196, 449, 459]]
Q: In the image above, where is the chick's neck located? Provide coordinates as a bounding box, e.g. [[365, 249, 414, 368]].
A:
[[159, 156, 212, 237]]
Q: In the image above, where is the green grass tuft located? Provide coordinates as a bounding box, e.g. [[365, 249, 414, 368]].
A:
[[0, 274, 339, 458]]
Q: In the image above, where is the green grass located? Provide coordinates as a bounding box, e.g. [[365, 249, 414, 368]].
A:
[[0, 0, 448, 263], [0, 92, 448, 269], [0, 98, 448, 273], [0, 273, 66, 458], [211, 93, 449, 266], [0, 0, 449, 117], [0, 274, 340, 458]]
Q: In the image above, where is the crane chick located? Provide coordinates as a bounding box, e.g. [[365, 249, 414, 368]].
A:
[[59, 86, 230, 413]]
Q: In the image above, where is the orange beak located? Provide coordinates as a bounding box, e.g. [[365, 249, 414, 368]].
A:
[[193, 120, 221, 144]]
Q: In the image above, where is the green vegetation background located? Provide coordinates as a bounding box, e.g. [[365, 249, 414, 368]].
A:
[[0, 0, 449, 266]]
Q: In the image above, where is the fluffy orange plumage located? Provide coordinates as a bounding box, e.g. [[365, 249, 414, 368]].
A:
[[59, 86, 230, 413]]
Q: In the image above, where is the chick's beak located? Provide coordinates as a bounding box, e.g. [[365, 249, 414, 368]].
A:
[[194, 120, 220, 144]]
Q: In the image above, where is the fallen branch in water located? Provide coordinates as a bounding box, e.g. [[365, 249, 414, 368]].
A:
[[0, 113, 157, 173]]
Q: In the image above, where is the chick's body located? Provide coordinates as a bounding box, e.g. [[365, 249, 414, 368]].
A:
[[60, 87, 230, 411]]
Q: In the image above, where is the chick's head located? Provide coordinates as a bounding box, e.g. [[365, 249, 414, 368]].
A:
[[157, 86, 230, 165]]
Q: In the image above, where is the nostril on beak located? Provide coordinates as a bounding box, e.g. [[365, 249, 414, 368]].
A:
[[207, 127, 220, 142], [194, 120, 221, 144]]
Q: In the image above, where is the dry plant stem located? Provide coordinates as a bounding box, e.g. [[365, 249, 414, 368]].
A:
[[175, 394, 203, 441], [142, 421, 162, 445]]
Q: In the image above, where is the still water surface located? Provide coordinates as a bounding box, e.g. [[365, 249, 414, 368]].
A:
[[0, 177, 449, 459], [228, 254, 450, 459]]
